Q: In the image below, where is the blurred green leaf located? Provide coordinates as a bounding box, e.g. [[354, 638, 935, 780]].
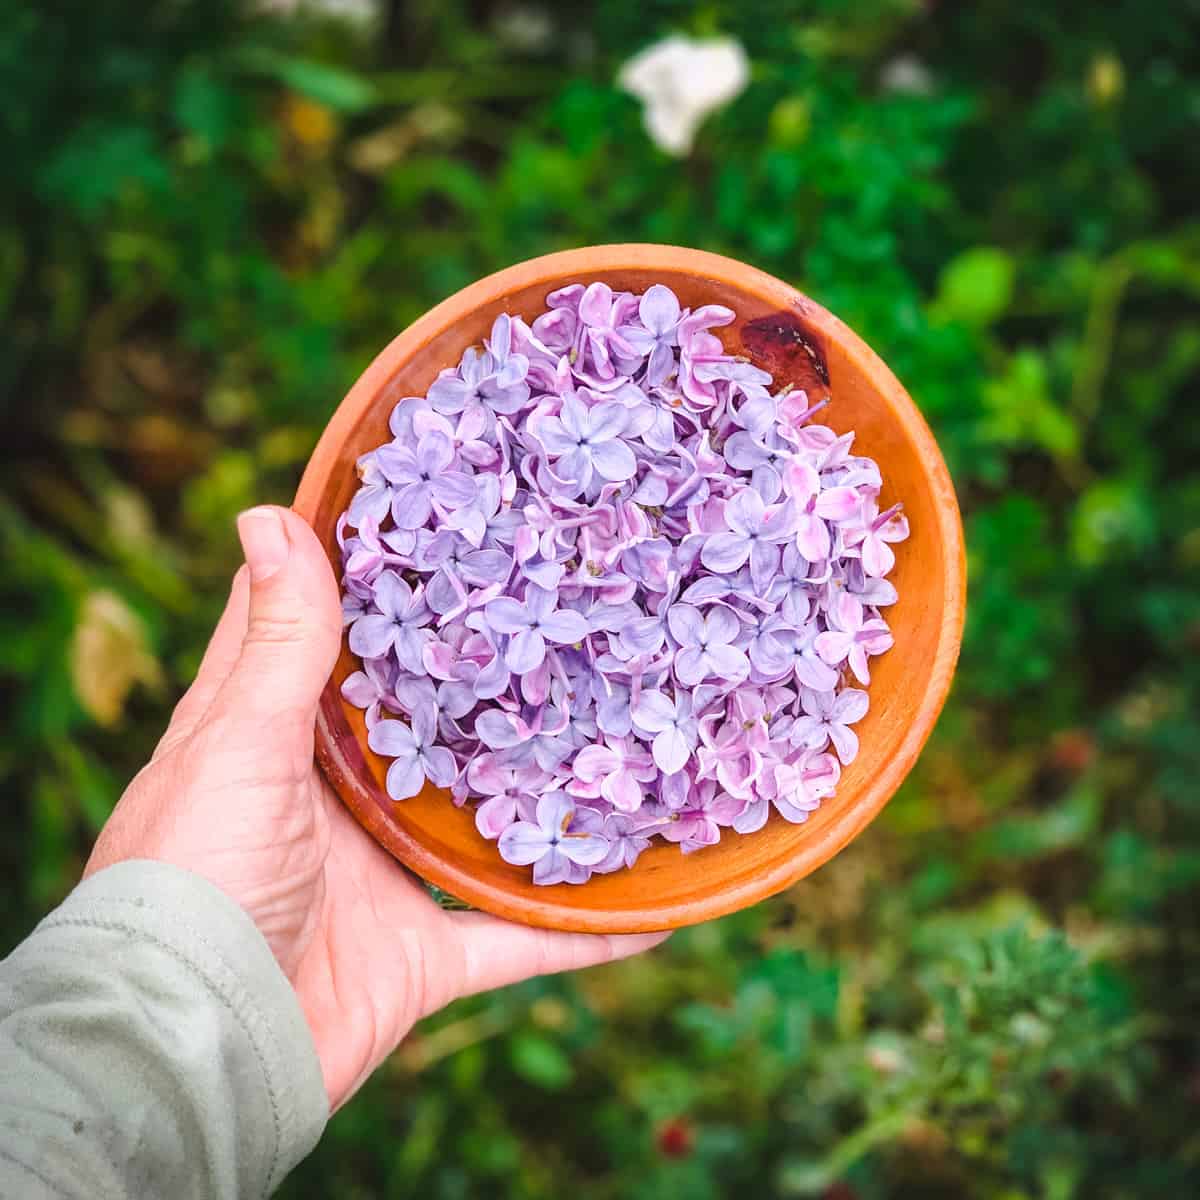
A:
[[508, 1032, 574, 1090], [932, 246, 1015, 327], [235, 46, 376, 112]]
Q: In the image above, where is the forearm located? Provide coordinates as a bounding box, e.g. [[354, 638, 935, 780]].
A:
[[0, 860, 328, 1200]]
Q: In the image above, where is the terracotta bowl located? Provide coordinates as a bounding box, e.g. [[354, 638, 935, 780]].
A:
[[294, 244, 965, 933]]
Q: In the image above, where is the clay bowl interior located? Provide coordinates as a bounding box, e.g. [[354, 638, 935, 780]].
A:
[[294, 245, 965, 933]]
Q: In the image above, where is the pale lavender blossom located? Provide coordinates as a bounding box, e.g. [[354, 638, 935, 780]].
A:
[[367, 705, 457, 801], [498, 792, 610, 885]]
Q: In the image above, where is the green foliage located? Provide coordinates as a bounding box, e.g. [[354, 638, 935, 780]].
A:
[[2, 1, 1199, 1195]]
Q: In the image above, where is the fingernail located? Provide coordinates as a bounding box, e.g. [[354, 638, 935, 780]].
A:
[[237, 507, 290, 582]]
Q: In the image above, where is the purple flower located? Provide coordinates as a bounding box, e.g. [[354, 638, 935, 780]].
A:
[[484, 585, 591, 673], [428, 320, 531, 415], [631, 689, 698, 774], [468, 754, 547, 838], [529, 393, 638, 496], [442, 471, 522, 548], [347, 571, 432, 672], [722, 426, 797, 502], [667, 602, 749, 686], [844, 501, 910, 577], [367, 705, 457, 801], [593, 811, 656, 873], [814, 592, 894, 685], [337, 280, 907, 885], [657, 783, 745, 853], [618, 284, 681, 386], [347, 455, 396, 528], [413, 403, 498, 469], [577, 282, 637, 379], [738, 609, 796, 676], [778, 623, 841, 691], [767, 544, 819, 625], [571, 735, 658, 812], [789, 686, 869, 763], [787, 461, 861, 562], [700, 489, 797, 590], [377, 430, 478, 529], [340, 654, 396, 728], [415, 530, 512, 615], [498, 791, 610, 885]]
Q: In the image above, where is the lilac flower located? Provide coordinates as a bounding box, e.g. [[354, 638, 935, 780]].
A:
[[484, 585, 591, 673], [767, 544, 817, 625], [442, 471, 522, 548], [377, 430, 478, 529], [733, 750, 840, 832], [338, 280, 907, 885], [618, 284, 681, 386], [776, 623, 841, 691], [657, 784, 746, 853], [340, 654, 395, 728], [722, 426, 797, 501], [498, 792, 610, 885], [738, 609, 796, 675], [789, 687, 869, 764], [814, 592, 895, 685], [347, 454, 396, 528], [468, 755, 546, 838], [700, 489, 797, 590], [571, 736, 658, 812], [415, 530, 512, 616], [631, 689, 698, 774], [529, 394, 638, 496], [593, 811, 657, 873], [412, 403, 498, 469], [577, 282, 637, 379], [844, 501, 910, 577], [667, 602, 749, 685], [787, 461, 861, 562], [428, 321, 531, 415], [347, 572, 432, 673], [367, 705, 457, 801]]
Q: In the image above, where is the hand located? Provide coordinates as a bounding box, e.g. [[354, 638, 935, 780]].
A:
[[86, 506, 667, 1110]]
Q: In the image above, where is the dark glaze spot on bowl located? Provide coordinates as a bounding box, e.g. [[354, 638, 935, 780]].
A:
[[741, 306, 830, 398]]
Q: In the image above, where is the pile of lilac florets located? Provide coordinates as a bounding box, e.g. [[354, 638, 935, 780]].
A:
[[338, 283, 908, 885]]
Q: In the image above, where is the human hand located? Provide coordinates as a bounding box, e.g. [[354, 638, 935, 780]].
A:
[[86, 506, 667, 1110]]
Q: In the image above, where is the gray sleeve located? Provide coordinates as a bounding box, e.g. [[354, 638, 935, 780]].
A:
[[0, 860, 329, 1200]]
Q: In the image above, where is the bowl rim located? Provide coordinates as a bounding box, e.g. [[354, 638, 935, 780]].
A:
[[294, 243, 966, 932]]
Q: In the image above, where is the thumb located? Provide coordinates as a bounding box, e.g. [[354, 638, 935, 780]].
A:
[[211, 506, 342, 732]]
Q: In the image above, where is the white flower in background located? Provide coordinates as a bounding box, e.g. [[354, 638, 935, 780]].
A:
[[260, 0, 377, 19], [879, 54, 934, 95], [618, 35, 750, 156]]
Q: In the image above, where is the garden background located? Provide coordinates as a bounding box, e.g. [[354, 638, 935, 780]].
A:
[[2, 1, 1199, 1196]]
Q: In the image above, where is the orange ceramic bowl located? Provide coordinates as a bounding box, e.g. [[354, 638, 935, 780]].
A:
[[294, 245, 965, 933]]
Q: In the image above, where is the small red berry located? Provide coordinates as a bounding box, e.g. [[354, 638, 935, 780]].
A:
[[655, 1117, 695, 1159]]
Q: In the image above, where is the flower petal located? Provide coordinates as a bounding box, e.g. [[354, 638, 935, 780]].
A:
[[631, 689, 677, 734], [475, 709, 525, 749], [589, 438, 638, 482], [703, 603, 740, 646], [505, 628, 547, 673], [652, 726, 691, 774], [666, 603, 705, 647], [586, 402, 630, 443], [348, 614, 396, 660], [385, 755, 427, 801], [700, 532, 750, 574], [368, 718, 418, 757], [484, 597, 531, 634], [498, 820, 550, 865]]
